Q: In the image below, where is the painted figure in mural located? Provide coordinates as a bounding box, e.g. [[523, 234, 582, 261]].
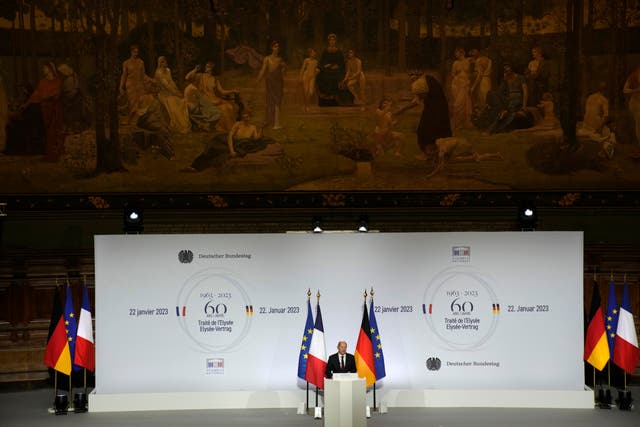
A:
[[57, 64, 91, 132], [374, 98, 403, 157], [257, 41, 286, 130], [536, 92, 559, 129], [130, 89, 176, 161], [342, 49, 367, 110], [623, 65, 640, 144], [20, 63, 65, 162], [583, 82, 610, 134], [485, 64, 531, 134], [183, 83, 223, 132], [469, 48, 492, 111], [579, 82, 616, 159], [119, 45, 149, 117], [154, 56, 191, 134], [187, 110, 275, 171], [185, 61, 239, 133], [450, 47, 473, 129], [316, 34, 353, 106], [4, 82, 46, 156], [524, 46, 550, 107], [300, 48, 319, 113], [0, 71, 7, 153], [405, 71, 452, 161]]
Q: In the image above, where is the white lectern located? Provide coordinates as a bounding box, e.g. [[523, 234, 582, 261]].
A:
[[324, 373, 366, 427]]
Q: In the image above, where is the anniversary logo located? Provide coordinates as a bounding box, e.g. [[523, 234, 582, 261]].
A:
[[176, 268, 253, 353], [423, 265, 500, 350]]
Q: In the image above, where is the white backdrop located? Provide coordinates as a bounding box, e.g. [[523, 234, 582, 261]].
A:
[[94, 232, 584, 395]]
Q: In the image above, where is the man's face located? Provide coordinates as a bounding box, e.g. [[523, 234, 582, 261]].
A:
[[131, 47, 139, 58], [337, 342, 347, 354]]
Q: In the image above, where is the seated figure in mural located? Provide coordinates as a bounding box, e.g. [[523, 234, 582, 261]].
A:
[[185, 61, 239, 132], [130, 86, 176, 161], [578, 82, 616, 159], [183, 83, 223, 132], [316, 34, 353, 106], [186, 110, 275, 172], [485, 64, 533, 134], [342, 49, 366, 109], [57, 63, 91, 132], [154, 56, 191, 134]]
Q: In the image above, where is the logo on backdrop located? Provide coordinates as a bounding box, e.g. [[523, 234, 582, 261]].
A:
[[178, 250, 194, 264], [423, 266, 500, 350], [206, 358, 224, 375], [451, 246, 471, 263], [176, 268, 253, 353], [426, 357, 442, 371]]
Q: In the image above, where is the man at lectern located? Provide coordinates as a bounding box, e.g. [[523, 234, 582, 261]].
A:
[[325, 341, 357, 378]]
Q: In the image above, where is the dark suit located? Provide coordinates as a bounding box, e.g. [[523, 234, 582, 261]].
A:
[[325, 352, 357, 378]]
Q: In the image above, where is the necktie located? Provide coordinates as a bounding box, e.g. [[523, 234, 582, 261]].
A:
[[341, 355, 344, 370]]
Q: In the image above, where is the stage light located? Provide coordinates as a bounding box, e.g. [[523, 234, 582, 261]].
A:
[[517, 203, 537, 231], [358, 216, 369, 232], [312, 218, 323, 233], [54, 393, 68, 415], [123, 204, 144, 234]]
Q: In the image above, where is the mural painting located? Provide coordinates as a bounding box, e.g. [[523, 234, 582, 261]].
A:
[[0, 0, 639, 194]]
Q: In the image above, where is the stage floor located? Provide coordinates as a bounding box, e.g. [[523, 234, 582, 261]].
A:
[[2, 387, 639, 427]]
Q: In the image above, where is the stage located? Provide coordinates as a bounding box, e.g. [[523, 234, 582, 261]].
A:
[[2, 387, 639, 427]]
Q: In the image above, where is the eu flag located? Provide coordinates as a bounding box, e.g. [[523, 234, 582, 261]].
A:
[[297, 299, 314, 380], [605, 280, 619, 358], [64, 284, 80, 371], [369, 299, 386, 380]]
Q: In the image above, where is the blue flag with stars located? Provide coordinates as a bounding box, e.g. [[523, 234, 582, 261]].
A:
[[297, 299, 314, 380], [64, 284, 80, 371], [369, 299, 386, 380], [605, 280, 619, 358]]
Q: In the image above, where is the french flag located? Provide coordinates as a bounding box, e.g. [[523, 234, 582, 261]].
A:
[[613, 282, 640, 374], [305, 302, 327, 390], [74, 284, 95, 372]]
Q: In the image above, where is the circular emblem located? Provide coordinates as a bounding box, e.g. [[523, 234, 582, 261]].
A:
[[176, 269, 252, 353], [423, 266, 500, 350]]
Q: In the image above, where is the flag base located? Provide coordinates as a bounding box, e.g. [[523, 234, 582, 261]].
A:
[[314, 406, 322, 419], [296, 402, 306, 415], [365, 405, 371, 418], [616, 390, 633, 411]]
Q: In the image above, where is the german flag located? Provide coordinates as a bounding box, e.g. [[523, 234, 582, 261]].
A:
[[355, 303, 376, 388], [43, 315, 72, 375], [584, 280, 610, 371]]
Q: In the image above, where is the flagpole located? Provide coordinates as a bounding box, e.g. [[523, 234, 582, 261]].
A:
[[305, 288, 311, 412], [315, 290, 320, 410], [54, 370, 58, 402], [370, 287, 377, 412], [593, 366, 596, 404]]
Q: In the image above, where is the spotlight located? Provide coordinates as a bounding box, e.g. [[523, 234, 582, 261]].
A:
[[312, 218, 323, 233], [358, 216, 369, 232], [517, 203, 537, 231], [54, 392, 69, 415], [123, 204, 144, 234]]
